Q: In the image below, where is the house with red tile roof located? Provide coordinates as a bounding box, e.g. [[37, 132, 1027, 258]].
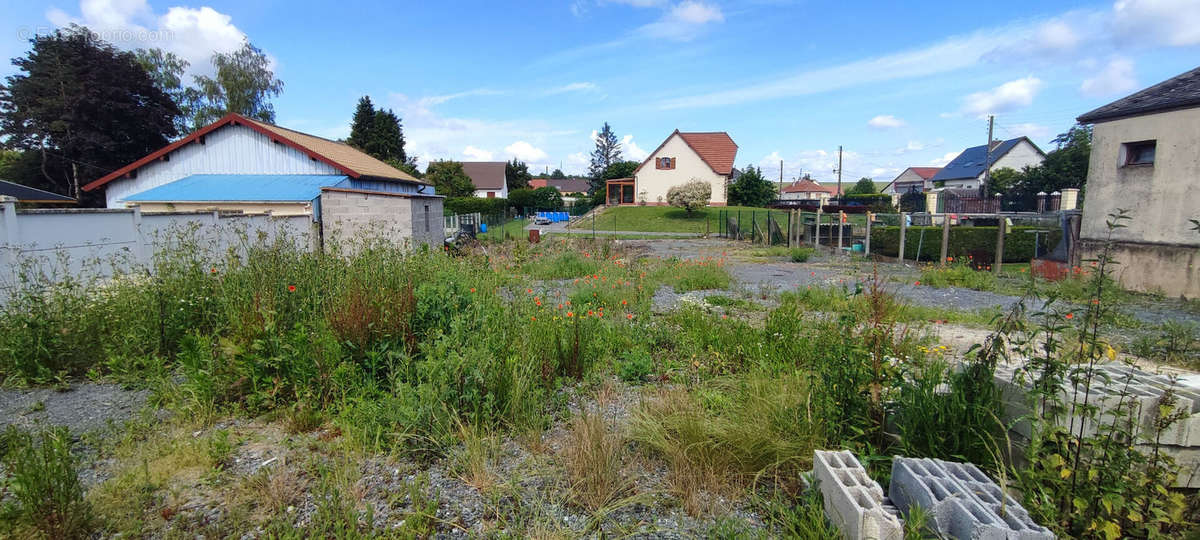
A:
[[882, 167, 942, 194], [606, 130, 738, 206], [779, 178, 840, 201]]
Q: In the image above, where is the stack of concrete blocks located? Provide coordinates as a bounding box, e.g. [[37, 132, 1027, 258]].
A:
[[890, 457, 1055, 540], [994, 362, 1200, 487], [813, 450, 903, 540]]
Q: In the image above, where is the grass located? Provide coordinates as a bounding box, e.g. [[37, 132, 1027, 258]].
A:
[[562, 410, 632, 512], [571, 205, 774, 233]]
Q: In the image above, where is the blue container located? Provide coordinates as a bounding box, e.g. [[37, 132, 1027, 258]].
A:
[[480, 223, 488, 233]]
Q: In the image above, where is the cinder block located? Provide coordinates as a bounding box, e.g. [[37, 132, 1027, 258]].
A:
[[814, 450, 903, 540], [890, 457, 1054, 540]]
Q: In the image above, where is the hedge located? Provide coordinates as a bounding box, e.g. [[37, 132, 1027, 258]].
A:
[[871, 226, 1061, 263], [445, 197, 508, 216]]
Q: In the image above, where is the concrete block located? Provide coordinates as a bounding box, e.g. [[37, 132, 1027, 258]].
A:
[[890, 457, 1054, 540], [814, 450, 903, 540]]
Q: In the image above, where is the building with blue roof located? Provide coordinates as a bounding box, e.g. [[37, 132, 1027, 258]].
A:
[[930, 137, 1046, 191]]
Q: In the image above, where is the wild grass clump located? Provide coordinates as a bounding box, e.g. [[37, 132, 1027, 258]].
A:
[[654, 257, 731, 292], [0, 426, 93, 539], [918, 260, 998, 291], [790, 247, 815, 263], [523, 251, 601, 280]]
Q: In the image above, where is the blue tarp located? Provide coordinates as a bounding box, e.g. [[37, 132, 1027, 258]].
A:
[[124, 174, 350, 202], [535, 211, 569, 223]]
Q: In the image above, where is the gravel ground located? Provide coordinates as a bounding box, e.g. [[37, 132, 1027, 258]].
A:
[[0, 382, 149, 435]]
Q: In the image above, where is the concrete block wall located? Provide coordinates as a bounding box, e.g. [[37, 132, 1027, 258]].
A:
[[994, 362, 1200, 487], [890, 457, 1054, 540], [813, 450, 903, 540], [319, 188, 443, 253]]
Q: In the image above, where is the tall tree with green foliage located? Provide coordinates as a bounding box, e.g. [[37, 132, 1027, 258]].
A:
[[0, 25, 179, 202], [346, 96, 377, 150], [189, 41, 283, 128], [345, 96, 409, 165], [847, 177, 877, 195], [550, 168, 566, 180], [134, 48, 192, 136], [425, 160, 476, 198], [506, 159, 532, 191], [587, 122, 622, 192], [601, 160, 639, 181], [728, 165, 776, 207]]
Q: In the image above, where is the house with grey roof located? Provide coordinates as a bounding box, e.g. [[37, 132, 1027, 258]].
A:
[[1076, 65, 1200, 298], [930, 137, 1045, 191]]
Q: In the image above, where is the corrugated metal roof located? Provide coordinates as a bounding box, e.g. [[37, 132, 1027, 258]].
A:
[[124, 174, 348, 202], [931, 138, 1034, 182]]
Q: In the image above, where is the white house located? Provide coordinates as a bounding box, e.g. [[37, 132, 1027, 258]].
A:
[[607, 130, 738, 206], [779, 178, 838, 201], [1076, 66, 1200, 298], [460, 162, 509, 199], [930, 137, 1045, 190], [882, 167, 942, 194]]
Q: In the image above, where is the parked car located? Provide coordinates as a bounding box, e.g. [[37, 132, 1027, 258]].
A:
[[533, 215, 552, 225]]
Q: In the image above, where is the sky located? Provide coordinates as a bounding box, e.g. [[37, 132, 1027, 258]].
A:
[[1, 0, 1198, 183]]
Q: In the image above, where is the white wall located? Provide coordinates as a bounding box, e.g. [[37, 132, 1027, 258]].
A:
[[473, 183, 508, 199], [104, 124, 341, 207], [885, 169, 928, 194], [635, 134, 727, 205]]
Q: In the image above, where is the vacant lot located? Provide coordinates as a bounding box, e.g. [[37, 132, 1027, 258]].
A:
[[0, 234, 1196, 538]]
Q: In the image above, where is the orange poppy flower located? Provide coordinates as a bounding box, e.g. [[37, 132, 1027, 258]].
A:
[[1065, 313, 1074, 320], [287, 285, 296, 292], [567, 311, 574, 317], [627, 314, 633, 320], [470, 287, 476, 293], [914, 281, 921, 286], [531, 316, 537, 321]]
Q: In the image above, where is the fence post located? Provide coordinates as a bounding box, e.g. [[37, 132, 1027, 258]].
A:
[[939, 214, 951, 267], [815, 207, 822, 249], [787, 211, 793, 248], [1, 196, 19, 276], [864, 211, 872, 256], [837, 211, 845, 253], [129, 204, 147, 264], [994, 215, 1005, 276], [898, 212, 907, 262]]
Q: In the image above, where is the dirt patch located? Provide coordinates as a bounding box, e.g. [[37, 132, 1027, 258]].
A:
[[0, 382, 149, 435]]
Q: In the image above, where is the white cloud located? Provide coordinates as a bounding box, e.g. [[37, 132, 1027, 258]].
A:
[[1080, 57, 1138, 97], [463, 146, 494, 161], [543, 82, 597, 95], [868, 115, 905, 129], [1034, 20, 1080, 53], [932, 151, 960, 167], [567, 152, 590, 171], [504, 141, 548, 162], [639, 1, 724, 41], [420, 89, 503, 107], [1112, 0, 1200, 47], [621, 134, 649, 161], [961, 76, 1043, 117], [46, 0, 247, 75]]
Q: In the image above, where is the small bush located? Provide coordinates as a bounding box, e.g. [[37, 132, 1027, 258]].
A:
[[0, 426, 93, 539], [919, 261, 998, 291], [666, 180, 712, 214], [790, 247, 815, 263], [616, 349, 653, 382], [444, 196, 507, 216]]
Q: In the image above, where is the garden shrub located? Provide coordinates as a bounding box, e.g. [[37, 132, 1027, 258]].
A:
[[790, 247, 814, 263], [616, 349, 653, 382], [444, 196, 507, 216], [872, 226, 1061, 262]]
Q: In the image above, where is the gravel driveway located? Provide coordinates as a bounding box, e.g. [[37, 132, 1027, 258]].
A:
[[0, 382, 149, 435]]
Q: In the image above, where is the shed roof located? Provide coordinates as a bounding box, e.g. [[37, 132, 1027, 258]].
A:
[[930, 137, 1042, 182], [84, 113, 426, 192], [1078, 66, 1200, 123], [0, 179, 75, 203], [460, 162, 507, 190], [123, 174, 348, 202]]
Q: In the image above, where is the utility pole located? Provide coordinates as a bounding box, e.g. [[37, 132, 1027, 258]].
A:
[[835, 145, 843, 203], [981, 115, 994, 197], [779, 159, 784, 197]]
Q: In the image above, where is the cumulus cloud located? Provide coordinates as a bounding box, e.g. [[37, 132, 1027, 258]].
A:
[[504, 141, 548, 162], [639, 1, 724, 41], [1007, 123, 1052, 139], [868, 115, 905, 129], [1080, 57, 1138, 97], [962, 76, 1043, 117], [46, 0, 248, 75], [463, 146, 494, 161], [621, 135, 649, 161], [1034, 20, 1080, 53]]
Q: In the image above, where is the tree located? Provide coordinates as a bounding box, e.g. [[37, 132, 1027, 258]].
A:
[[510, 186, 563, 210], [666, 180, 711, 214], [994, 124, 1092, 209], [727, 165, 776, 207], [346, 96, 376, 151], [506, 159, 532, 191], [189, 41, 283, 128], [425, 160, 476, 198], [988, 167, 1021, 195], [847, 177, 877, 195], [550, 168, 566, 180], [601, 160, 638, 182], [0, 25, 179, 202], [346, 96, 409, 165], [587, 122, 622, 192], [135, 48, 192, 136]]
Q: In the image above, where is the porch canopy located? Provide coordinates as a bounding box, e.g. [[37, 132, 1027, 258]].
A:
[[605, 177, 635, 205]]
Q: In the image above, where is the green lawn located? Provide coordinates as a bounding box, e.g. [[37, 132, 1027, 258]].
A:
[[573, 205, 790, 234], [480, 216, 530, 241]]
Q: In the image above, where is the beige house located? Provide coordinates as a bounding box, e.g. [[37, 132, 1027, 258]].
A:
[[779, 178, 839, 201], [930, 137, 1045, 190], [882, 167, 942, 194], [607, 130, 737, 206], [1076, 66, 1200, 298]]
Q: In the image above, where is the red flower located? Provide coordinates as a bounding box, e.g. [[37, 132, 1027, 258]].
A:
[[914, 281, 921, 286], [557, 303, 564, 309], [567, 311, 574, 317], [287, 285, 296, 292], [627, 314, 633, 320], [531, 316, 537, 321], [587, 310, 594, 316], [527, 288, 533, 294], [1065, 313, 1074, 320], [210, 267, 217, 274], [470, 287, 476, 293], [536, 300, 542, 306]]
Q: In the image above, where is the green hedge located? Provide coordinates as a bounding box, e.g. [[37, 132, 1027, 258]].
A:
[[872, 226, 1061, 262], [445, 197, 508, 216]]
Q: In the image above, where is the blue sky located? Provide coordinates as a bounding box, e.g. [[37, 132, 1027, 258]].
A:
[[2, 0, 1198, 182]]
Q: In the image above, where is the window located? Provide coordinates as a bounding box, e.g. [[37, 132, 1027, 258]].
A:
[[657, 157, 674, 170], [1123, 140, 1156, 166]]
